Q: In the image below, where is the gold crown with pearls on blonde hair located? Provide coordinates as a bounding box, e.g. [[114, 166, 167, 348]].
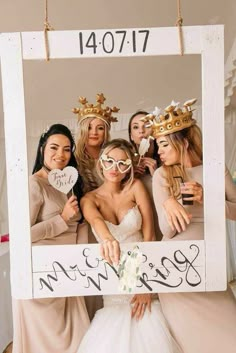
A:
[[141, 99, 197, 138], [72, 93, 119, 126]]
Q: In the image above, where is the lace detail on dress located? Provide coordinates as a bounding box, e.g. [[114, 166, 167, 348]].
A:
[[92, 205, 143, 243], [103, 295, 132, 306]]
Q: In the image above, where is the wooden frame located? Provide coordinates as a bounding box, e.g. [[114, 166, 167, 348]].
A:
[[0, 25, 225, 299]]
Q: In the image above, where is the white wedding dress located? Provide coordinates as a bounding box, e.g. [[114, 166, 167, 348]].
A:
[[78, 206, 181, 353]]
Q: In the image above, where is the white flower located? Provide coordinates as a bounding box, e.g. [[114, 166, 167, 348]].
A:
[[117, 246, 143, 293]]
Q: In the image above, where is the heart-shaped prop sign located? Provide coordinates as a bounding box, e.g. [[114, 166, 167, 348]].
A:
[[48, 166, 78, 194]]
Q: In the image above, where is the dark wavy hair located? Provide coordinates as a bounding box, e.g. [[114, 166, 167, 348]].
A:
[[32, 124, 84, 203], [128, 110, 149, 152]]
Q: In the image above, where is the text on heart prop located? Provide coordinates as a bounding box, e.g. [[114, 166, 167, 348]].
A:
[[48, 167, 78, 194]]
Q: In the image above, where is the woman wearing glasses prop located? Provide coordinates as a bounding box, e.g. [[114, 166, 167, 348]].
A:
[[77, 139, 181, 353]]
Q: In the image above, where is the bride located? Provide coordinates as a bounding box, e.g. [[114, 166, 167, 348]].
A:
[[77, 139, 181, 353]]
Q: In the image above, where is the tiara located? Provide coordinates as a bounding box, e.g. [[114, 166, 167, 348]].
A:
[[72, 93, 119, 126], [141, 99, 197, 138]]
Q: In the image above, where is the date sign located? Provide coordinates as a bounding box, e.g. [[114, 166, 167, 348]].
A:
[[48, 166, 78, 194], [78, 29, 150, 56]]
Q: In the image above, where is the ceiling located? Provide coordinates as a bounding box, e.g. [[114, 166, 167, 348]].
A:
[[0, 0, 236, 121]]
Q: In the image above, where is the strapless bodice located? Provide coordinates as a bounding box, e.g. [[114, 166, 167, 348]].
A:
[[92, 205, 143, 243]]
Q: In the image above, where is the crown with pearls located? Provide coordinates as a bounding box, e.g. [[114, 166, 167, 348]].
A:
[[72, 93, 119, 127], [141, 99, 197, 138]]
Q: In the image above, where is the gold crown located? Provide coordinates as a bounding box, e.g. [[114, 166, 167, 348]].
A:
[[72, 93, 119, 126], [141, 99, 197, 138]]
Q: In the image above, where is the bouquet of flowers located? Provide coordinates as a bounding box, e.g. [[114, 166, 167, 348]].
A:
[[117, 246, 143, 293]]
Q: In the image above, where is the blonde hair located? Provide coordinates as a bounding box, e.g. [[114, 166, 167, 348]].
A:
[[97, 139, 135, 189], [75, 117, 110, 192], [162, 125, 202, 198]]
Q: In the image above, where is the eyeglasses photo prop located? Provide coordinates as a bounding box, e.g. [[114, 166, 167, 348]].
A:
[[100, 154, 132, 174]]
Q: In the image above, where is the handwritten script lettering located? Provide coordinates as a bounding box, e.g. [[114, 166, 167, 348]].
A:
[[48, 167, 78, 194], [34, 244, 202, 295], [50, 172, 74, 188]]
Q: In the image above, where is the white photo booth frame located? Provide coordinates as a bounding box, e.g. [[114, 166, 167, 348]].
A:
[[0, 25, 225, 299]]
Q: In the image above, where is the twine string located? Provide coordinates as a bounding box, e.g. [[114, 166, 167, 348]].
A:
[[176, 0, 184, 56], [43, 1, 183, 58], [44, 0, 54, 61]]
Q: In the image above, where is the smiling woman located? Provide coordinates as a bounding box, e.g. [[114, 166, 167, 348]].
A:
[[74, 93, 119, 193], [12, 124, 90, 353], [37, 134, 71, 171]]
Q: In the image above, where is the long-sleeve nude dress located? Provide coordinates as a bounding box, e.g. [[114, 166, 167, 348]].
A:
[[13, 175, 90, 353], [152, 165, 236, 353], [140, 173, 163, 241]]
